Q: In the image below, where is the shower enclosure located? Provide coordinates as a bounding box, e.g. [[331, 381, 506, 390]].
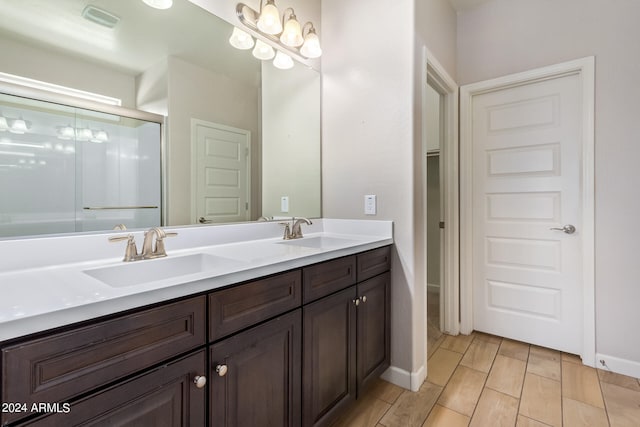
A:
[[0, 92, 162, 238]]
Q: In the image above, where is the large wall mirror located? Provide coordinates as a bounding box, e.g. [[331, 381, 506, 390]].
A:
[[0, 0, 321, 239]]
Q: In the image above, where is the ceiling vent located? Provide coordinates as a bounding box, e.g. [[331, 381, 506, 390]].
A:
[[81, 5, 120, 29]]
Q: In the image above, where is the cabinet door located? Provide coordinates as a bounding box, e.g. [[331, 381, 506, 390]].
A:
[[210, 309, 301, 427], [357, 272, 391, 393], [302, 286, 357, 427], [21, 350, 207, 426]]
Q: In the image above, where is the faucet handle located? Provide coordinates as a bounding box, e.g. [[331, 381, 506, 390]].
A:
[[108, 234, 139, 262], [279, 222, 292, 240], [154, 231, 178, 258]]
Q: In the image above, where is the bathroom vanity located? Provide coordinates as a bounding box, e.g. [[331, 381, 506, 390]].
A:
[[0, 219, 392, 426]]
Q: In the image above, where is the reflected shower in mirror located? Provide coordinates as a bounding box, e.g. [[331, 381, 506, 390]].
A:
[[0, 0, 321, 238], [0, 93, 162, 238]]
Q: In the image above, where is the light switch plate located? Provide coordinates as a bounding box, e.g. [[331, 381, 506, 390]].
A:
[[364, 195, 377, 215], [281, 196, 289, 212]]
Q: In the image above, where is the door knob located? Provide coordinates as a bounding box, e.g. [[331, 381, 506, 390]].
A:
[[550, 224, 576, 234], [193, 375, 207, 388], [215, 364, 228, 377]]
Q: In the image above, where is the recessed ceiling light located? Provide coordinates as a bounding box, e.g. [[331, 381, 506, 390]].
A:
[[142, 0, 173, 10]]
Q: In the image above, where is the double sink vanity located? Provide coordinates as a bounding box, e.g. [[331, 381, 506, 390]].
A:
[[0, 219, 393, 426]]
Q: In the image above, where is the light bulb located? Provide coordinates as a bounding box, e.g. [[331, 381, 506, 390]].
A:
[[300, 29, 322, 58], [280, 14, 303, 47], [256, 0, 282, 35], [252, 39, 275, 60], [273, 51, 294, 70], [229, 27, 255, 50]]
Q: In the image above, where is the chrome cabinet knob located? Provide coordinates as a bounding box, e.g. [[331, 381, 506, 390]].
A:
[[550, 224, 576, 234], [353, 298, 360, 306], [193, 375, 207, 388], [361, 296, 367, 303], [216, 364, 228, 377]]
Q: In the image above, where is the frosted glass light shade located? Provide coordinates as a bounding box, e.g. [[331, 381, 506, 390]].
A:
[[9, 118, 27, 134], [92, 130, 109, 143], [273, 51, 294, 70], [300, 30, 322, 58], [57, 125, 75, 140], [142, 0, 173, 9], [257, 1, 282, 35], [76, 128, 93, 141], [0, 116, 8, 131], [252, 40, 275, 60], [229, 27, 255, 50], [280, 15, 303, 47]]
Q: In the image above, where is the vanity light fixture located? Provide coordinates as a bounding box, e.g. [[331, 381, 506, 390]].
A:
[[229, 27, 255, 50], [280, 9, 303, 47], [141, 0, 173, 10], [300, 23, 322, 59], [235, 2, 322, 60], [256, 0, 282, 34], [273, 51, 294, 70]]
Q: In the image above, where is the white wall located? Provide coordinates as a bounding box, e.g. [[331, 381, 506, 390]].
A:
[[457, 0, 640, 375], [261, 62, 321, 218]]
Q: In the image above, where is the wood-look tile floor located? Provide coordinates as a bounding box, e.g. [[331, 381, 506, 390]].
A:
[[330, 332, 640, 427]]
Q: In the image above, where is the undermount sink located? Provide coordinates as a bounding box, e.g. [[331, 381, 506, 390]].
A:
[[277, 236, 360, 249], [84, 253, 235, 288]]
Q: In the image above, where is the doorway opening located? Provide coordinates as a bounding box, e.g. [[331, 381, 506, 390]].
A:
[[422, 49, 460, 360]]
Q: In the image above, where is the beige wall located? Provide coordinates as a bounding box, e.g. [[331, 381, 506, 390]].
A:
[[0, 37, 136, 107], [165, 57, 260, 226], [322, 0, 457, 388], [457, 0, 640, 372]]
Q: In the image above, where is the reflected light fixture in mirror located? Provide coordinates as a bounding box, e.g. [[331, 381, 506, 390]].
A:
[[252, 40, 275, 60], [273, 51, 294, 70], [0, 115, 8, 132], [9, 118, 29, 134], [141, 0, 173, 10], [229, 27, 255, 50]]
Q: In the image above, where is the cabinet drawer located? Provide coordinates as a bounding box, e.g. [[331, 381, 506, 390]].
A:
[[2, 296, 206, 425], [303, 256, 356, 304], [357, 246, 391, 282], [21, 350, 206, 426], [209, 270, 302, 342]]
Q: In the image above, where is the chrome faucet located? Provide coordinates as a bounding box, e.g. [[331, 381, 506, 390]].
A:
[[280, 217, 312, 240], [109, 227, 177, 262]]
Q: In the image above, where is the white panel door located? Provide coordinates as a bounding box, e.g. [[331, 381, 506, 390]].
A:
[[194, 122, 250, 223], [471, 73, 584, 354]]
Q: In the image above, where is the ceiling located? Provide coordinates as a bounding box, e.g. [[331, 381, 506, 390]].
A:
[[0, 0, 259, 84]]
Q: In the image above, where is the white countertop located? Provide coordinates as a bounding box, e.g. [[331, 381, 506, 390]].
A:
[[0, 219, 392, 342]]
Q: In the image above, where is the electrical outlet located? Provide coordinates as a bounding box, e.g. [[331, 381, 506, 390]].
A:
[[364, 195, 377, 215], [281, 196, 289, 213]]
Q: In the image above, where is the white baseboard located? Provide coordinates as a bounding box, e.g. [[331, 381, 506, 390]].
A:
[[380, 364, 426, 392], [596, 353, 640, 380]]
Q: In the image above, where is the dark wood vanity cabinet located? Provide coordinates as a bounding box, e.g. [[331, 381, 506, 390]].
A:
[[210, 309, 302, 427], [302, 246, 391, 427], [20, 350, 207, 426], [0, 245, 391, 427]]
